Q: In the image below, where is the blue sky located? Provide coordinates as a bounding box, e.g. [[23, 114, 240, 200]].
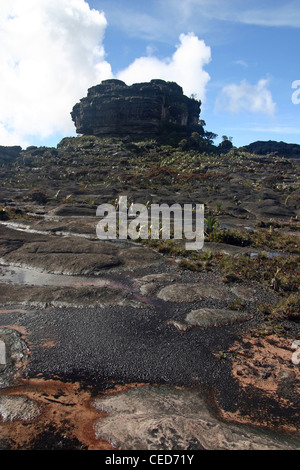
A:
[[0, 0, 299, 148]]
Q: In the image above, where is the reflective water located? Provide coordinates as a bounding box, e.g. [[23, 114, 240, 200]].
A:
[[0, 264, 119, 288]]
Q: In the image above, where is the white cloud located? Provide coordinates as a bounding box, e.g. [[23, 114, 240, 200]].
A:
[[215, 79, 276, 116], [0, 3, 212, 147], [236, 2, 300, 28], [234, 60, 248, 68], [117, 33, 211, 101], [233, 126, 300, 135], [0, 0, 113, 147], [157, 0, 300, 30]]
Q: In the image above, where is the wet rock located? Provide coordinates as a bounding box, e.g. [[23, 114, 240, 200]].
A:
[[0, 284, 142, 309], [0, 396, 41, 422], [2, 238, 122, 275], [93, 385, 299, 450], [0, 226, 163, 275]]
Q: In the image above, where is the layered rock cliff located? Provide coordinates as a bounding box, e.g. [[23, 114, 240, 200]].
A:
[[71, 79, 201, 138]]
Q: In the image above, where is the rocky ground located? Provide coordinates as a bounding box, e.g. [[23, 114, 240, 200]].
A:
[[0, 136, 299, 450]]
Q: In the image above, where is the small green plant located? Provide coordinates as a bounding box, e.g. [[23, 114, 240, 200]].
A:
[[216, 202, 223, 214], [204, 216, 219, 235], [230, 298, 246, 311], [218, 351, 227, 360]]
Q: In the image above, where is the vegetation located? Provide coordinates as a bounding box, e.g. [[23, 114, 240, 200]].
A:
[[1, 134, 299, 340]]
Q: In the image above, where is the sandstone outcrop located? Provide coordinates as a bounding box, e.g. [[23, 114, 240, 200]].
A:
[[0, 145, 22, 164], [71, 79, 200, 138]]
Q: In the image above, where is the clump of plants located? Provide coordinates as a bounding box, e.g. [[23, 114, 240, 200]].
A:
[[140, 238, 185, 257], [219, 253, 300, 293], [255, 292, 300, 339], [230, 298, 246, 311], [274, 293, 300, 321], [207, 227, 251, 246], [251, 228, 299, 253], [178, 251, 215, 271], [0, 208, 9, 220], [0, 205, 41, 221], [26, 188, 49, 204]]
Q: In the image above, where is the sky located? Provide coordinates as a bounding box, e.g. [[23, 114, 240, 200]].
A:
[[0, 0, 299, 149]]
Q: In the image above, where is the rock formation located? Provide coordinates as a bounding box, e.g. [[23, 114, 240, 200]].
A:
[[0, 145, 22, 164], [71, 79, 201, 138], [243, 140, 300, 158]]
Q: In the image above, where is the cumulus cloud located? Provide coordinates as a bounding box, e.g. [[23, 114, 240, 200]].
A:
[[0, 0, 113, 147], [215, 79, 276, 116], [117, 33, 211, 101], [0, 2, 211, 147]]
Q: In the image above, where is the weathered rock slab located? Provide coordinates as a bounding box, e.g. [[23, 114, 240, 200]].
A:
[[185, 308, 251, 328], [93, 385, 299, 450], [0, 396, 41, 422], [0, 225, 163, 275], [157, 283, 229, 302]]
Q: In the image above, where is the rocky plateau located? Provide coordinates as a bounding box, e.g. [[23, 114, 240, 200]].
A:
[[0, 81, 299, 451]]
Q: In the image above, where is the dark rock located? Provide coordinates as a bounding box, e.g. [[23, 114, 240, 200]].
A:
[[242, 140, 300, 158], [0, 210, 9, 221], [53, 204, 98, 217], [0, 146, 22, 164], [71, 79, 200, 139]]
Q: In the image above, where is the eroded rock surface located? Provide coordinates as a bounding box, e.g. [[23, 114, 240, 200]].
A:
[[0, 396, 41, 422], [94, 385, 299, 450], [157, 282, 229, 302], [0, 225, 163, 276]]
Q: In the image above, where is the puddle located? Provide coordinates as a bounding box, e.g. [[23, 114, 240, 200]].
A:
[[250, 251, 290, 259], [219, 223, 257, 232], [0, 264, 162, 309], [0, 264, 112, 288], [0, 221, 95, 240]]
